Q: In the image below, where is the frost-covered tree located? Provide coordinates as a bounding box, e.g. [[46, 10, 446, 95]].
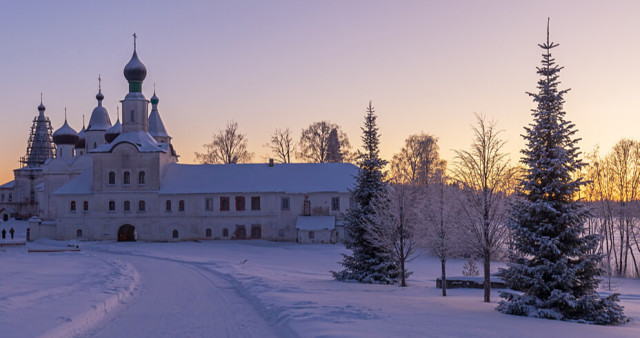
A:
[[326, 128, 344, 163], [298, 121, 351, 163], [366, 184, 422, 287], [391, 133, 445, 186], [497, 21, 626, 325], [452, 113, 514, 303], [421, 172, 461, 296], [195, 120, 253, 164], [332, 101, 400, 284]]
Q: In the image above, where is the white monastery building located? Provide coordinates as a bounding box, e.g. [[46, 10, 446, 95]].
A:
[[0, 39, 356, 243]]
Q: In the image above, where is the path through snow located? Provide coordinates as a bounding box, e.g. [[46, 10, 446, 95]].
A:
[[81, 253, 294, 338]]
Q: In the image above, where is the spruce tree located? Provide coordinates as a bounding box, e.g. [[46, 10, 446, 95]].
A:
[[497, 20, 626, 325], [332, 101, 399, 284]]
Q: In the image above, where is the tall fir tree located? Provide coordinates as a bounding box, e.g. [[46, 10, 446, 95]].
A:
[[497, 20, 626, 324], [332, 101, 400, 284]]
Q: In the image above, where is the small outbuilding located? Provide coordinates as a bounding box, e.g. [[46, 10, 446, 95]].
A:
[[296, 216, 336, 244]]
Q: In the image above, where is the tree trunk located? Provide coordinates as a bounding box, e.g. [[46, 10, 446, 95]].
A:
[[483, 253, 491, 303], [441, 259, 447, 296], [400, 257, 407, 287]]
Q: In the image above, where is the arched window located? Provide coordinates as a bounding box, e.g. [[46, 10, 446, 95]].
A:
[[165, 200, 172, 212], [123, 171, 131, 185], [179, 200, 185, 211], [138, 171, 145, 184], [309, 231, 315, 239], [138, 200, 146, 212], [124, 200, 131, 211], [205, 228, 212, 238], [1, 193, 4, 202], [93, 142, 97, 149], [108, 200, 115, 211], [172, 229, 179, 238], [83, 201, 89, 211], [76, 229, 83, 238], [222, 228, 229, 237], [108, 171, 116, 185], [70, 200, 76, 211]]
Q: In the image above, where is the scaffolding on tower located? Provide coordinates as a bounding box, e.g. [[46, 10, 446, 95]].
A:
[[20, 109, 56, 168]]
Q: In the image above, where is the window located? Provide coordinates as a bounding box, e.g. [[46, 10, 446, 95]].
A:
[[222, 228, 229, 237], [331, 197, 340, 211], [138, 171, 145, 185], [179, 200, 185, 211], [235, 196, 245, 211], [93, 142, 97, 149], [281, 196, 290, 211], [165, 200, 172, 212], [83, 201, 89, 212], [108, 200, 115, 211], [123, 171, 130, 185], [8, 193, 12, 202], [235, 225, 247, 239], [77, 229, 83, 238], [251, 196, 260, 211], [1, 193, 4, 202], [205, 198, 213, 211], [251, 224, 261, 239], [131, 109, 135, 122], [309, 231, 315, 239], [172, 229, 179, 238], [108, 171, 115, 185], [205, 228, 212, 238], [220, 197, 230, 211], [70, 200, 76, 211], [138, 200, 146, 212], [124, 200, 131, 211]]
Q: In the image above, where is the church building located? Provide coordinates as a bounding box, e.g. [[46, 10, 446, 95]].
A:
[[0, 39, 356, 242]]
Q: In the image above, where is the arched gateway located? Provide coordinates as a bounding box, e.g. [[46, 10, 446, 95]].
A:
[[118, 224, 136, 242]]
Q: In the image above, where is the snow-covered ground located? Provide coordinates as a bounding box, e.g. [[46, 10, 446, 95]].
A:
[[2, 221, 640, 337]]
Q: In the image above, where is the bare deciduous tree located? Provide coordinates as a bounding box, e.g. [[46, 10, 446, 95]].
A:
[[298, 121, 351, 163], [195, 120, 253, 164], [268, 128, 295, 163], [421, 173, 461, 296], [366, 184, 422, 287], [452, 113, 514, 302], [391, 133, 445, 185]]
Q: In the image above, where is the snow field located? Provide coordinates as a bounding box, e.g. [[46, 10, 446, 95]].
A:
[[2, 239, 640, 337]]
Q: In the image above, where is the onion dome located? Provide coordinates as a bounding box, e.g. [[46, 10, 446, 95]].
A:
[[75, 125, 86, 149], [53, 119, 79, 145], [123, 34, 146, 92], [105, 117, 122, 143], [86, 79, 112, 131], [150, 91, 159, 105]]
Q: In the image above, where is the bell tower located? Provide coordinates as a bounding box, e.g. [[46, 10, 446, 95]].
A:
[[121, 33, 149, 133]]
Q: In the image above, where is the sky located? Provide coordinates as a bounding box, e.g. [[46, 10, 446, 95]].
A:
[[1, 0, 639, 184]]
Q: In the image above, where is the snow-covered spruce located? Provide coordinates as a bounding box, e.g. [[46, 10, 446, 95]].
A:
[[332, 101, 400, 284], [497, 21, 627, 325]]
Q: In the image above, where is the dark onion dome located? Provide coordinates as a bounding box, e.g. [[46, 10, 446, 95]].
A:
[[150, 91, 159, 105], [86, 89, 112, 131], [53, 119, 79, 145], [75, 126, 86, 149], [105, 118, 122, 143], [38, 102, 46, 113], [123, 49, 147, 83]]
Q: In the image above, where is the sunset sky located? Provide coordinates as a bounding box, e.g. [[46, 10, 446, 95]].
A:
[[1, 0, 639, 184]]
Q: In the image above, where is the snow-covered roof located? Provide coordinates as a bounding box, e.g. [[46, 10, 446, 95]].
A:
[[0, 180, 15, 189], [159, 162, 357, 194], [296, 216, 335, 230], [91, 131, 169, 153], [53, 170, 93, 195]]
